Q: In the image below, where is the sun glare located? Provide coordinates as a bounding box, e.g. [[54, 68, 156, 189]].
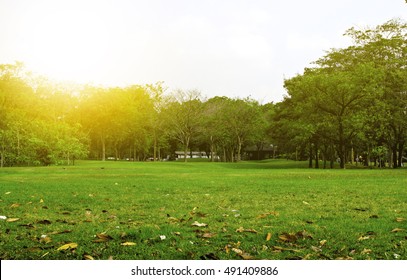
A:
[[17, 3, 118, 85]]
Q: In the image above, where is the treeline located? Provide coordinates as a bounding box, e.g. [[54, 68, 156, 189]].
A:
[[273, 19, 407, 168], [0, 19, 406, 168], [0, 67, 271, 166]]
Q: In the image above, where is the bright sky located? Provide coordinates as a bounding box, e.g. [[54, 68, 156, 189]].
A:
[[0, 0, 405, 102]]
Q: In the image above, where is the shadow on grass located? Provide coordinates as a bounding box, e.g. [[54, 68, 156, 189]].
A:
[[219, 159, 311, 170]]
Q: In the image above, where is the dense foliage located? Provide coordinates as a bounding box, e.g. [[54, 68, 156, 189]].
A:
[[0, 19, 406, 167]]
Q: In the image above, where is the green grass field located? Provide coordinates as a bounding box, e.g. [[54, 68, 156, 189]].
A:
[[0, 160, 406, 260]]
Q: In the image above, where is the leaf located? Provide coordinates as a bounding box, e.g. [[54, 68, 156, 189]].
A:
[[302, 201, 310, 205], [10, 203, 20, 208], [167, 217, 180, 223], [94, 233, 113, 242], [57, 242, 78, 251], [320, 240, 327, 246], [266, 232, 272, 241], [272, 246, 301, 253], [37, 220, 52, 225], [236, 227, 257, 233], [278, 232, 297, 243], [257, 211, 279, 219], [159, 235, 166, 240], [358, 235, 370, 241], [83, 254, 94, 260], [39, 199, 44, 203], [396, 218, 406, 222], [311, 246, 322, 252], [202, 232, 217, 238], [40, 236, 52, 244], [391, 228, 405, 233], [121, 242, 136, 246], [191, 221, 207, 227], [361, 248, 372, 255], [6, 218, 20, 222]]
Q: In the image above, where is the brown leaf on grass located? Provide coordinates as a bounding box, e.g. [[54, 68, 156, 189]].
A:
[[391, 228, 405, 233], [48, 230, 72, 235], [320, 240, 327, 246], [19, 223, 35, 229], [296, 230, 313, 239], [361, 248, 372, 255], [257, 211, 279, 219], [94, 233, 113, 243], [10, 203, 20, 208], [396, 218, 406, 222], [311, 246, 322, 252], [231, 248, 254, 260], [6, 218, 20, 222], [37, 220, 52, 225], [202, 232, 217, 238], [167, 217, 180, 224], [236, 227, 257, 233], [57, 242, 78, 251], [40, 236, 52, 244], [278, 232, 297, 243], [266, 232, 272, 241], [272, 246, 301, 253], [191, 221, 207, 227]]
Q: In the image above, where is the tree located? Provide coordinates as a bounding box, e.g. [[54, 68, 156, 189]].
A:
[[162, 89, 203, 162]]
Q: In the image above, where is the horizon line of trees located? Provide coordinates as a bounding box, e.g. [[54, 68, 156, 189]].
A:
[[1, 19, 406, 168]]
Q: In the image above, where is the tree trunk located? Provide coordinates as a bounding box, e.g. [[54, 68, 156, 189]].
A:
[[0, 148, 4, 168], [398, 141, 404, 168], [101, 135, 106, 161], [308, 142, 313, 168], [338, 119, 345, 169], [153, 131, 158, 162], [236, 136, 242, 162]]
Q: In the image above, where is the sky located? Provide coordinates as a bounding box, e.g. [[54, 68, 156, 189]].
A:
[[0, 0, 405, 103]]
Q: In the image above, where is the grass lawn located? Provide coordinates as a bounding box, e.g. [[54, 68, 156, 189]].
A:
[[0, 160, 406, 260]]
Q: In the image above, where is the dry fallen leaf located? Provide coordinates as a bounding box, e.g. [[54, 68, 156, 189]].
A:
[[257, 211, 279, 219], [266, 232, 272, 241], [202, 232, 217, 238], [57, 242, 78, 251], [391, 228, 405, 233], [278, 232, 297, 242], [396, 218, 406, 222], [236, 227, 257, 233], [10, 203, 20, 208], [272, 246, 301, 253], [6, 218, 20, 223], [83, 254, 94, 260], [361, 248, 372, 255], [358, 235, 370, 241], [37, 220, 52, 225], [40, 236, 52, 244], [191, 221, 207, 227], [311, 246, 322, 252], [121, 242, 136, 246], [320, 240, 327, 246], [94, 233, 113, 242]]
